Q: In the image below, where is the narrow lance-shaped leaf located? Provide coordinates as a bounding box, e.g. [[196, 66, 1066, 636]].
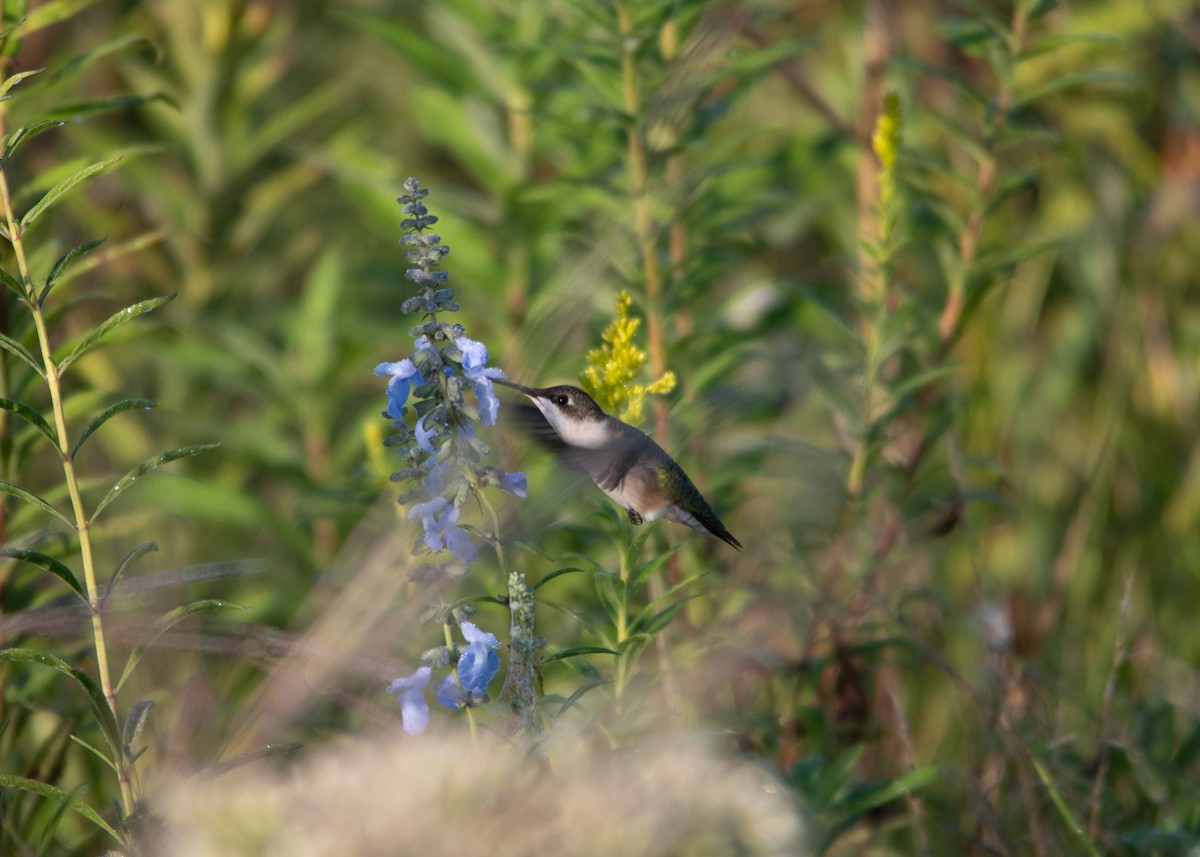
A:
[[4, 119, 65, 160], [46, 93, 173, 122], [0, 775, 121, 842], [531, 565, 586, 592], [1013, 70, 1140, 110], [25, 0, 108, 35], [0, 649, 121, 761], [51, 33, 156, 82], [555, 678, 612, 720], [19, 155, 122, 233], [55, 227, 167, 287], [103, 540, 158, 604], [0, 267, 27, 300], [42, 237, 105, 305], [0, 479, 71, 526], [200, 744, 303, 780], [0, 67, 44, 99], [541, 645, 619, 664], [71, 398, 154, 460], [57, 293, 175, 373], [615, 633, 652, 689], [116, 599, 245, 692], [0, 546, 83, 597], [0, 396, 56, 445], [123, 699, 154, 760], [0, 331, 47, 378], [92, 442, 219, 522]]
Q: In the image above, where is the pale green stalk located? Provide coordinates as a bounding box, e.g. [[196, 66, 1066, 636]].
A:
[[0, 114, 135, 819]]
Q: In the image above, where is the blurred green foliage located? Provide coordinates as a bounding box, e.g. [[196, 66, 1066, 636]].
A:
[[1, 0, 1199, 854]]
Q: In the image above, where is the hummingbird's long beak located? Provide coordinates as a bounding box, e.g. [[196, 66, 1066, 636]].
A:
[[493, 377, 542, 398]]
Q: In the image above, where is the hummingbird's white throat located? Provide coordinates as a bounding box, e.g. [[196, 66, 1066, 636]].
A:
[[531, 397, 612, 448]]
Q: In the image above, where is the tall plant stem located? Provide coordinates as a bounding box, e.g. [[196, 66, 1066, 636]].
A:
[[0, 122, 135, 818], [617, 0, 670, 441]]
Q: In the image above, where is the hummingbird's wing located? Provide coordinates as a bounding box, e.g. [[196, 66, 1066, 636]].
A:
[[506, 404, 642, 492]]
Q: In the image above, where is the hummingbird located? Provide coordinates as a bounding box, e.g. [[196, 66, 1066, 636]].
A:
[[494, 378, 741, 550]]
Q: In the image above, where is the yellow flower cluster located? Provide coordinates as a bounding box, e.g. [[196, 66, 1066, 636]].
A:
[[580, 290, 676, 425], [872, 92, 903, 211]]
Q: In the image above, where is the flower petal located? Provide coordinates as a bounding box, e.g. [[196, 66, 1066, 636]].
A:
[[436, 674, 465, 710], [414, 413, 437, 453], [455, 335, 488, 370], [388, 666, 432, 735], [458, 645, 501, 696], [499, 471, 527, 498], [475, 378, 500, 425]]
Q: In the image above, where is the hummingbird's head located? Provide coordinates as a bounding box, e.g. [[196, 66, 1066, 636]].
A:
[[494, 379, 611, 448]]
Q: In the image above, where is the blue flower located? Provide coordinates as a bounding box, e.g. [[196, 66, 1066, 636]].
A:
[[499, 471, 527, 498], [455, 335, 506, 425], [436, 673, 465, 709], [434, 621, 502, 709], [374, 359, 422, 420], [408, 497, 478, 565], [457, 621, 501, 696], [414, 413, 438, 453], [388, 666, 432, 734]]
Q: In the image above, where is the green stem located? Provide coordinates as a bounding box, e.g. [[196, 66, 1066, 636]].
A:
[[0, 108, 134, 820], [479, 490, 543, 736]]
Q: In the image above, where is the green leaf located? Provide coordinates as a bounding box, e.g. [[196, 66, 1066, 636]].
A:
[[346, 11, 477, 92], [531, 565, 586, 592], [541, 645, 619, 664], [104, 541, 158, 602], [0, 266, 24, 299], [0, 67, 43, 99], [0, 774, 121, 841], [68, 733, 119, 774], [0, 396, 55, 445], [56, 293, 175, 373], [51, 227, 168, 289], [42, 237, 105, 305], [116, 599, 244, 692], [629, 600, 686, 636], [628, 541, 686, 592], [24, 0, 106, 35], [0, 648, 120, 760], [123, 699, 154, 761], [71, 398, 155, 460], [840, 765, 938, 818], [1017, 32, 1121, 62], [615, 633, 652, 688], [92, 442, 219, 522], [0, 546, 82, 596], [554, 678, 611, 720], [0, 331, 44, 377], [1013, 70, 1140, 110], [45, 93, 173, 122], [19, 156, 122, 233], [0, 479, 70, 526], [593, 571, 624, 624], [51, 32, 156, 82], [200, 743, 303, 780], [1032, 757, 1105, 857]]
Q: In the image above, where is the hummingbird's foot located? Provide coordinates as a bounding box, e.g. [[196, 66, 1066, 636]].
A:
[[626, 507, 644, 526]]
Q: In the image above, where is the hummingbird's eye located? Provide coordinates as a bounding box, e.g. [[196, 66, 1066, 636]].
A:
[[554, 395, 569, 406]]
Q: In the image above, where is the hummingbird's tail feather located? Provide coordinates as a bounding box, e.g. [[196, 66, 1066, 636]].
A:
[[701, 513, 742, 551]]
